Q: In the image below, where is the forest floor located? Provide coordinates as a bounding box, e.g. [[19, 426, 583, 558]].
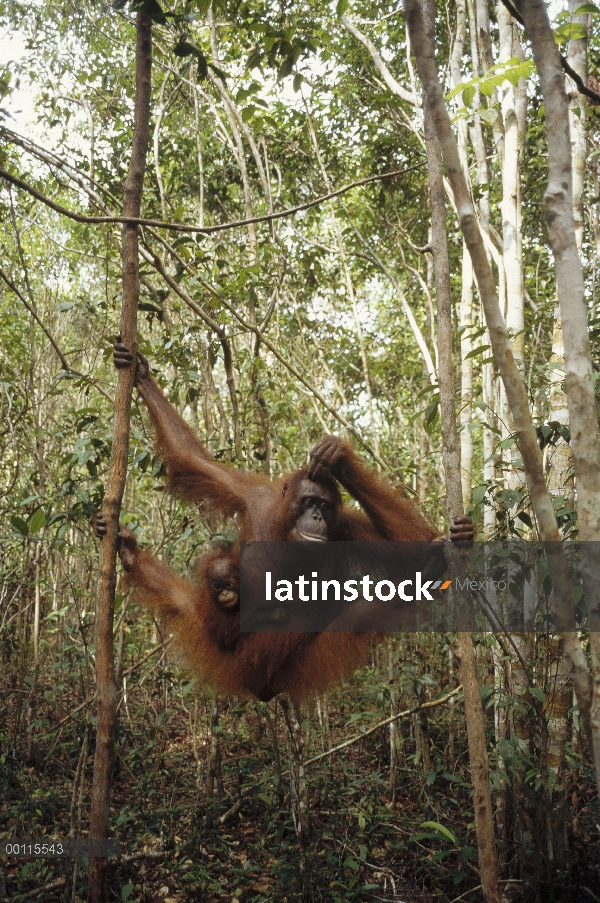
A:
[[1, 666, 600, 903]]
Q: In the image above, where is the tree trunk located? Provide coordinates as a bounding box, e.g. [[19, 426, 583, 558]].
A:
[[517, 0, 600, 790], [497, 4, 527, 499], [87, 13, 152, 903], [419, 4, 500, 900], [281, 697, 311, 893], [403, 0, 592, 762], [547, 3, 587, 514]]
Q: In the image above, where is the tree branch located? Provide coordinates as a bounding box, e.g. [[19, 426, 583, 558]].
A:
[[341, 14, 419, 106], [0, 162, 424, 235], [89, 12, 152, 903]]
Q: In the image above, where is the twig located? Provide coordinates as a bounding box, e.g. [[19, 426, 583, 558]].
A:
[[473, 589, 530, 683], [2, 877, 66, 901], [216, 797, 243, 825], [121, 638, 174, 679], [303, 685, 463, 766], [449, 885, 483, 903]]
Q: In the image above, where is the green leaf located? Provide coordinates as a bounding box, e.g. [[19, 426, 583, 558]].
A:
[[420, 821, 457, 845], [498, 738, 516, 762], [246, 48, 263, 71], [11, 515, 29, 536], [173, 40, 208, 79], [514, 61, 534, 79], [472, 485, 487, 506], [464, 344, 491, 360], [208, 62, 229, 82], [480, 108, 498, 125], [517, 511, 533, 528], [278, 56, 295, 80], [447, 80, 474, 102], [336, 0, 350, 15], [293, 72, 304, 92], [196, 54, 209, 80], [173, 39, 194, 56], [29, 508, 46, 535], [529, 686, 546, 703], [425, 398, 439, 422], [554, 22, 588, 43], [46, 512, 65, 527], [574, 2, 600, 12], [462, 84, 476, 107]]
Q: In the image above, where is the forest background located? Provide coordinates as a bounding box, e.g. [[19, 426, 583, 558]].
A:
[[1, 1, 600, 902]]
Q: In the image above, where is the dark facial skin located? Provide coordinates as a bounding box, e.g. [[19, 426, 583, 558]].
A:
[[309, 436, 475, 547], [207, 558, 240, 611], [288, 479, 337, 542]]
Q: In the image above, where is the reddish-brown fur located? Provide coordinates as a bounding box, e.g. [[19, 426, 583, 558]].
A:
[[126, 355, 440, 545], [100, 345, 472, 702], [118, 532, 372, 702]]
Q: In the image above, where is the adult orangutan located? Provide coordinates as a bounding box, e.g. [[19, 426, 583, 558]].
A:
[[94, 343, 473, 701], [111, 342, 473, 547]]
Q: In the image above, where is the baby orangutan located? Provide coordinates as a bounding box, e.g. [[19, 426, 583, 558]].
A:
[[95, 518, 372, 702]]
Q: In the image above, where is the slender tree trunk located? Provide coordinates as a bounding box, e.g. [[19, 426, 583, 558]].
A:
[[548, 4, 588, 511], [517, 0, 600, 788], [497, 4, 527, 498], [202, 341, 217, 453], [387, 640, 399, 803], [448, 1, 474, 506], [419, 4, 500, 899], [88, 14, 152, 903], [192, 63, 205, 227], [542, 3, 590, 871], [459, 248, 474, 504], [263, 702, 284, 806], [466, 0, 497, 531], [281, 697, 311, 892], [206, 698, 224, 804]]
